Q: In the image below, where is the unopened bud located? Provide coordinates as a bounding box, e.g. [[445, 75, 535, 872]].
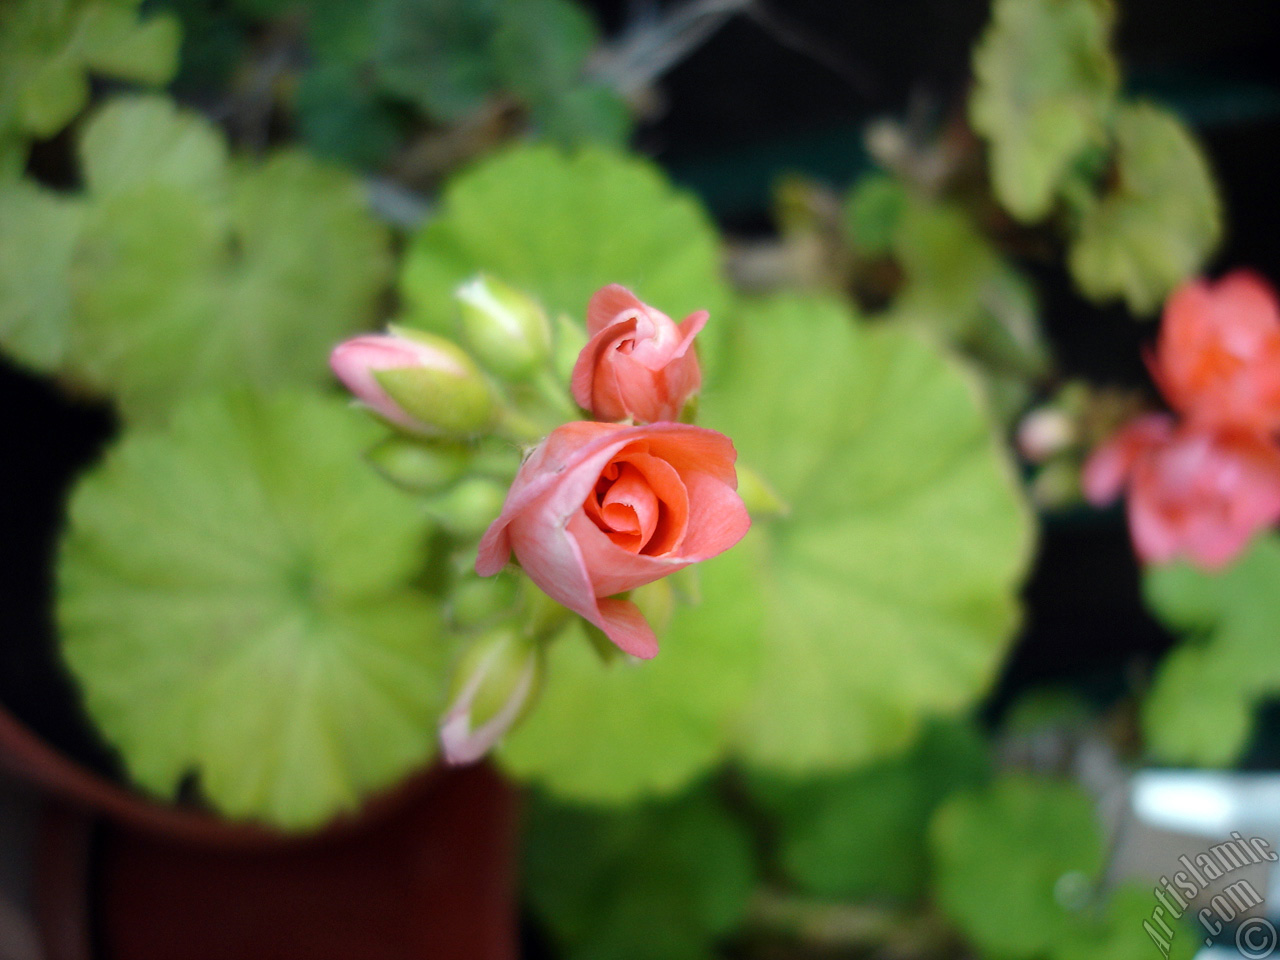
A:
[[736, 464, 788, 518], [451, 573, 519, 630], [439, 629, 543, 765], [552, 313, 588, 384], [427, 477, 508, 538], [366, 437, 471, 494], [455, 274, 551, 380], [1017, 408, 1077, 464], [330, 328, 494, 436]]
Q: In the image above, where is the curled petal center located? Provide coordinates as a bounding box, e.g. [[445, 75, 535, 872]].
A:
[[582, 451, 690, 556]]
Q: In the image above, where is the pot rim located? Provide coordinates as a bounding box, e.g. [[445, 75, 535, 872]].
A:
[[0, 699, 442, 848]]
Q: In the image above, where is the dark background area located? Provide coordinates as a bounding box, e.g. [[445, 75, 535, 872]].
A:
[[4, 0, 1280, 779]]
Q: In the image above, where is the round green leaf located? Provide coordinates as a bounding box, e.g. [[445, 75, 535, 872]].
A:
[[703, 295, 1032, 772], [497, 544, 763, 803], [492, 0, 597, 104], [748, 720, 990, 901], [227, 150, 394, 387], [0, 179, 83, 371], [931, 775, 1106, 959], [57, 391, 450, 831], [0, 0, 180, 146], [373, 0, 501, 122], [969, 0, 1118, 222], [524, 785, 755, 960], [1052, 883, 1199, 960], [400, 144, 729, 366], [1068, 102, 1222, 315], [78, 95, 229, 208], [64, 97, 392, 422], [1142, 535, 1280, 765]]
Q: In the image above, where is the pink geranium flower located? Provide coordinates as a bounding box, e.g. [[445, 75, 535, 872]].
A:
[[1152, 271, 1280, 434], [476, 421, 750, 658], [571, 285, 706, 424], [1084, 414, 1280, 569]]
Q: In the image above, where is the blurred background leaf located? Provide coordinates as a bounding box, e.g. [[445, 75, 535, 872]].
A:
[[1067, 101, 1222, 315], [524, 783, 755, 960], [748, 720, 990, 902], [0, 0, 180, 173], [969, 0, 1119, 223], [1, 94, 393, 422], [1142, 534, 1280, 765], [930, 775, 1106, 959]]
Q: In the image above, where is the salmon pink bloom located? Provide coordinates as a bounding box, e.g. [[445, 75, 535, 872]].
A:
[[1084, 414, 1280, 569], [571, 285, 707, 423], [1152, 271, 1280, 433], [476, 421, 750, 658]]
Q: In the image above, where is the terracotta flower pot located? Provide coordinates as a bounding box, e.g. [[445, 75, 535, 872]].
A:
[[1, 703, 518, 960]]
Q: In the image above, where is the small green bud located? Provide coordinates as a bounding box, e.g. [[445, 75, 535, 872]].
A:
[[552, 313, 588, 385], [451, 572, 519, 630], [427, 476, 508, 538], [366, 437, 471, 494], [440, 628, 544, 764], [630, 578, 675, 638], [736, 464, 789, 518], [455, 274, 551, 380], [369, 326, 496, 436]]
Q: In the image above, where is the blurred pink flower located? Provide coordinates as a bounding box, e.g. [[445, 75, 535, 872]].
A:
[[1152, 271, 1280, 433], [1084, 414, 1280, 569], [571, 285, 706, 424], [476, 420, 749, 658]]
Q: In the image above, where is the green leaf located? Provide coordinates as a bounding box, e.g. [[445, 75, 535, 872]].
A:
[[1052, 883, 1198, 960], [498, 544, 764, 803], [400, 144, 729, 372], [524, 784, 756, 960], [748, 720, 990, 901], [0, 179, 83, 371], [19, 56, 90, 136], [61, 96, 391, 422], [529, 82, 633, 148], [57, 391, 450, 831], [842, 171, 909, 254], [492, 0, 597, 104], [77, 4, 181, 85], [704, 295, 1032, 772], [68, 184, 229, 411], [888, 197, 1048, 377], [227, 150, 394, 387], [969, 0, 1118, 222], [0, 0, 180, 144], [1068, 102, 1222, 315], [78, 94, 229, 207], [1141, 535, 1280, 765], [930, 775, 1106, 959], [372, 0, 502, 122], [295, 62, 402, 169]]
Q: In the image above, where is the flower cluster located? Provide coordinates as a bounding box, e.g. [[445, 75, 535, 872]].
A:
[[1084, 272, 1280, 568], [331, 281, 750, 762]]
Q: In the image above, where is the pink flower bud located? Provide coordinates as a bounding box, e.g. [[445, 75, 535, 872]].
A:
[[439, 629, 543, 766], [330, 329, 493, 436], [570, 285, 706, 424]]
